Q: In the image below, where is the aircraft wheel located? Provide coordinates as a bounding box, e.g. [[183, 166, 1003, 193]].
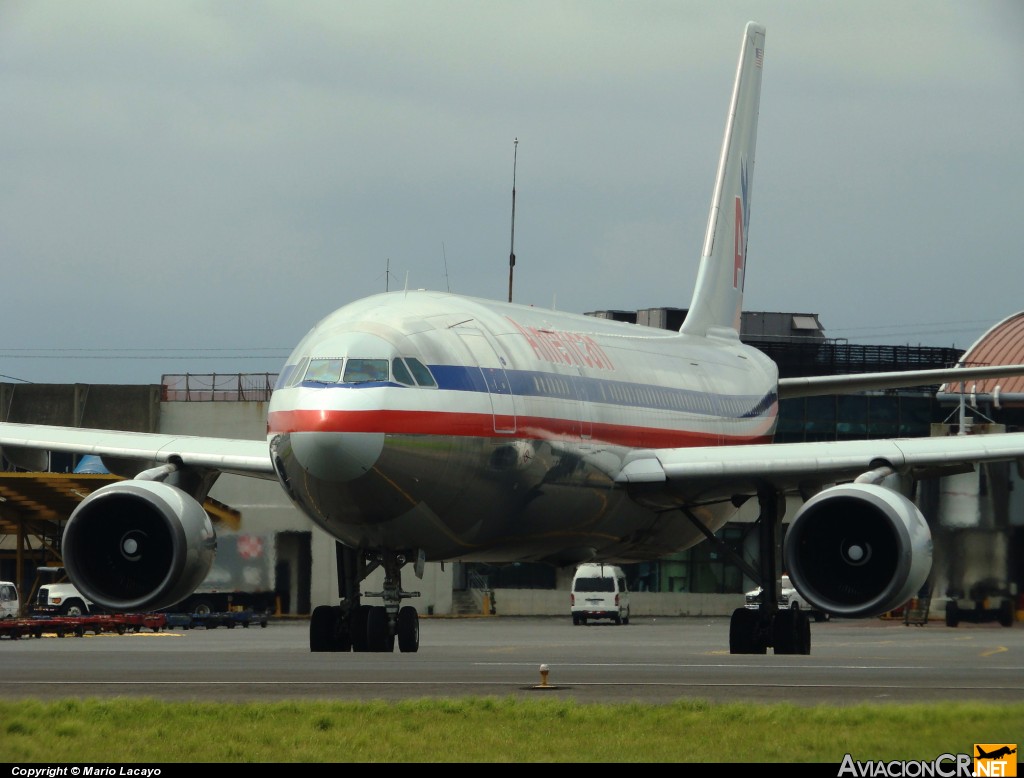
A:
[[729, 607, 765, 654], [798, 610, 811, 654], [367, 605, 392, 652], [772, 609, 799, 654], [351, 605, 371, 652], [331, 606, 352, 651], [945, 601, 960, 628], [309, 605, 336, 652], [397, 606, 419, 653], [998, 600, 1014, 627]]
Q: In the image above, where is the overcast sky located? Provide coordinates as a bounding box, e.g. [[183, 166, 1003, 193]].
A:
[[2, 1, 1022, 385]]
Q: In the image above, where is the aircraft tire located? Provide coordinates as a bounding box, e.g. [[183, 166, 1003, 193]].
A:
[[367, 605, 392, 652], [309, 605, 335, 652], [351, 605, 371, 652], [945, 601, 960, 628], [331, 605, 352, 651], [772, 609, 799, 654], [998, 600, 1014, 628], [397, 606, 419, 653], [798, 610, 811, 654], [729, 607, 765, 654]]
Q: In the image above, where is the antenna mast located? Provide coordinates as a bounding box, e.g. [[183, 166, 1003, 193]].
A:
[[508, 138, 518, 303]]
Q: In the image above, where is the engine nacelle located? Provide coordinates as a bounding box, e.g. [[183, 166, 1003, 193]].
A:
[[62, 480, 216, 613], [783, 482, 932, 619]]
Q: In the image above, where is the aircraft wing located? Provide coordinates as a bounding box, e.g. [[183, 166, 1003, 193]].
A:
[[0, 422, 276, 480], [615, 432, 1024, 495], [778, 363, 1024, 399]]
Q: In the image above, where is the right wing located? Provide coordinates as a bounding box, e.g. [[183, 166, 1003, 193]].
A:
[[0, 422, 276, 480]]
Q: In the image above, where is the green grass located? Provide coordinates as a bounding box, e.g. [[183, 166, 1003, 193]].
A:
[[2, 698, 1021, 763]]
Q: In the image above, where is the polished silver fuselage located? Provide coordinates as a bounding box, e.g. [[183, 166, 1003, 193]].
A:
[[267, 291, 778, 565]]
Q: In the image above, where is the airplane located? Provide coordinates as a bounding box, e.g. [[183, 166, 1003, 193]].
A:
[[977, 747, 1016, 760], [3, 21, 1024, 656]]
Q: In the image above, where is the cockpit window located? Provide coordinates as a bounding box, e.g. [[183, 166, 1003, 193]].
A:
[[405, 357, 437, 387], [304, 358, 344, 384], [284, 357, 310, 388], [343, 358, 389, 383], [391, 357, 414, 386]]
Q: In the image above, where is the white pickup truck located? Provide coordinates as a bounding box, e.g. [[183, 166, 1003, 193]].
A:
[[744, 574, 831, 622], [35, 581, 93, 616]]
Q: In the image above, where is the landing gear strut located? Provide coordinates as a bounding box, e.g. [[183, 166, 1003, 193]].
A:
[[309, 544, 421, 653], [727, 485, 812, 655]]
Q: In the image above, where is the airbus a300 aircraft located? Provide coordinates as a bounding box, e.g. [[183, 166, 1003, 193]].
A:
[[3, 22, 1024, 655]]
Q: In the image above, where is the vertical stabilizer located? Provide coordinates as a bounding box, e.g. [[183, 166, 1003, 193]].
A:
[[680, 22, 765, 338]]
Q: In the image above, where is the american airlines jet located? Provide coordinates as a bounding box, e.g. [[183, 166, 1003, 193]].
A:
[[2, 22, 1024, 655]]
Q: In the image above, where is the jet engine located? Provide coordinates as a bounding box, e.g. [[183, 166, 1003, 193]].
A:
[[783, 482, 932, 619], [62, 480, 216, 613]]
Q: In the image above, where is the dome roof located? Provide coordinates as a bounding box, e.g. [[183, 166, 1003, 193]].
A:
[[937, 312, 1024, 407]]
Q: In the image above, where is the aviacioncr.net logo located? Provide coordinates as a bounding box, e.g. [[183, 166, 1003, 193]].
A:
[[974, 744, 1017, 777]]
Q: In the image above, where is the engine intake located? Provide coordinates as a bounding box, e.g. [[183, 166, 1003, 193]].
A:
[[783, 482, 932, 619], [63, 480, 216, 612]]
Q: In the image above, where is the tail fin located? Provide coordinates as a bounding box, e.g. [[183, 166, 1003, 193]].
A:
[[680, 21, 765, 338]]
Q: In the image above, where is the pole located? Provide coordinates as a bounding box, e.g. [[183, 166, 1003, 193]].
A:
[[508, 138, 518, 303]]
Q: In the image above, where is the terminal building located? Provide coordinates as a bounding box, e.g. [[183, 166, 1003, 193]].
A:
[[1, 309, 1021, 621]]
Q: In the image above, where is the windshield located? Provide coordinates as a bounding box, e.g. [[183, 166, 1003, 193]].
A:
[[573, 577, 615, 593]]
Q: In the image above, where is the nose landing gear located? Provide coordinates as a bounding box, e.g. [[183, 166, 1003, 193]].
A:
[[309, 545, 421, 653]]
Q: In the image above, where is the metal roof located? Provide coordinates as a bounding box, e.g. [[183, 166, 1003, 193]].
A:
[[938, 312, 1024, 407], [0, 471, 240, 538]]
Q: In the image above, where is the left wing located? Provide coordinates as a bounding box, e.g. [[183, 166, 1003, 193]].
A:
[[0, 422, 275, 480], [616, 425, 1024, 622], [779, 363, 1024, 399], [616, 432, 1024, 492]]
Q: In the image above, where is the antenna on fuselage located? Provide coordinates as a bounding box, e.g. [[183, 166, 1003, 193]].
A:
[[385, 258, 390, 291], [442, 242, 451, 292], [508, 137, 518, 303]]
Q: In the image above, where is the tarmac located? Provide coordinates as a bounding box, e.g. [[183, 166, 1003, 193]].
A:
[[1, 614, 1021, 706]]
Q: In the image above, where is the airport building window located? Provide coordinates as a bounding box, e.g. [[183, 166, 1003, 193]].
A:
[[775, 393, 941, 443]]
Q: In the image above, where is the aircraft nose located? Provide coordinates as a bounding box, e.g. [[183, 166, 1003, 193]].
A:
[[286, 431, 385, 481]]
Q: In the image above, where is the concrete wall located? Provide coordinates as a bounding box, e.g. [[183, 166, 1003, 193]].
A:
[[492, 589, 745, 617]]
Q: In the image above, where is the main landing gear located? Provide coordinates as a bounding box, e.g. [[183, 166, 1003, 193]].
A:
[[729, 603, 811, 655], [310, 545, 421, 653], [727, 486, 812, 655]]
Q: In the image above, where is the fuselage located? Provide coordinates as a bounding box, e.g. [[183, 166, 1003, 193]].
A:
[[266, 290, 779, 565]]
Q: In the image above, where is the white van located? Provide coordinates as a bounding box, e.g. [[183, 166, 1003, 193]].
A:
[[0, 581, 21, 619], [570, 563, 630, 625]]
